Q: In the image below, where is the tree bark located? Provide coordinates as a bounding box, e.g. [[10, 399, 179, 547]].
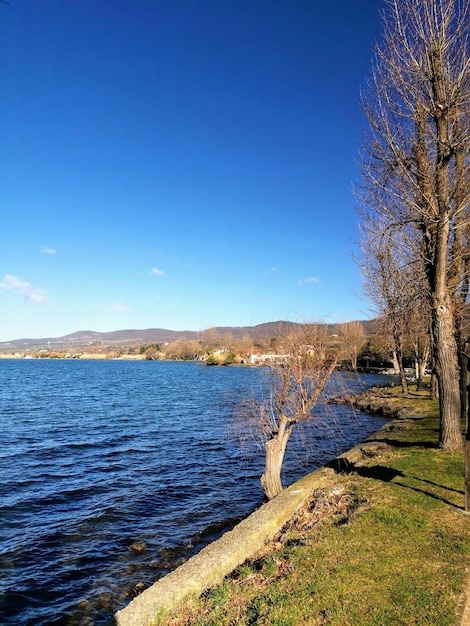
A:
[[394, 333, 409, 395], [459, 340, 469, 422], [261, 431, 290, 500], [465, 434, 470, 512], [432, 296, 462, 449], [417, 356, 427, 391], [466, 376, 470, 512]]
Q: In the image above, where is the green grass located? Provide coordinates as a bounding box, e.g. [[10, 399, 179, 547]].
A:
[[166, 387, 470, 625]]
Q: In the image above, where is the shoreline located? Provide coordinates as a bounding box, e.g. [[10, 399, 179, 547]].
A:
[[116, 384, 470, 626], [115, 386, 402, 625], [0, 352, 145, 360]]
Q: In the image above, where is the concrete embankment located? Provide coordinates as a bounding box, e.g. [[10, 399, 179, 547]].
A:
[[115, 389, 405, 626], [115, 466, 335, 626]]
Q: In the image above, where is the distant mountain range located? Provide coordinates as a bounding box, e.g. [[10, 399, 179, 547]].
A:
[[0, 319, 374, 351]]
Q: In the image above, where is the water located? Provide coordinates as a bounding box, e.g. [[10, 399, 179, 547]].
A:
[[0, 360, 390, 625]]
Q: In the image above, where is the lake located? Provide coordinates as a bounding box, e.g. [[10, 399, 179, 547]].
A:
[[0, 359, 390, 625]]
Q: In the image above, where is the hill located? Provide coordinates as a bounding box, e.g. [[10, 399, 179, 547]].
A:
[[0, 321, 293, 351], [0, 319, 375, 352], [0, 320, 373, 352]]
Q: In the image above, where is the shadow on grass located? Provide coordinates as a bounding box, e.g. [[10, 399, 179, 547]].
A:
[[329, 460, 463, 509], [327, 458, 401, 477], [393, 480, 463, 509], [409, 475, 464, 494], [369, 437, 440, 449], [342, 463, 404, 482]]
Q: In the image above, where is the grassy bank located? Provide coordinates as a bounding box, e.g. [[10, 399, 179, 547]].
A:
[[161, 385, 470, 625]]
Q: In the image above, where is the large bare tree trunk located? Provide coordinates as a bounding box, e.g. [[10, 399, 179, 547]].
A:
[[466, 429, 470, 512], [432, 296, 462, 448], [458, 332, 469, 422], [261, 432, 290, 501], [465, 350, 470, 511], [428, 31, 463, 450]]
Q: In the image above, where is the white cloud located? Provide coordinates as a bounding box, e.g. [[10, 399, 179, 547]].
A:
[[110, 302, 130, 313], [0, 274, 47, 302], [298, 276, 320, 286], [95, 302, 131, 314], [40, 245, 56, 255], [150, 267, 164, 276]]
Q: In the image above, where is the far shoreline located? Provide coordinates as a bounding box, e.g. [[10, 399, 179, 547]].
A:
[[0, 352, 145, 360]]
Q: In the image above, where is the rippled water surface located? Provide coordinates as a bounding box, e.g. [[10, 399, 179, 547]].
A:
[[0, 360, 389, 624]]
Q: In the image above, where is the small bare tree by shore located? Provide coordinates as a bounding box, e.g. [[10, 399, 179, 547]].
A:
[[236, 324, 338, 501]]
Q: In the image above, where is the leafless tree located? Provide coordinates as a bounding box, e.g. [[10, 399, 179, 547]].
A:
[[405, 304, 432, 390], [356, 215, 422, 393], [236, 324, 337, 500], [198, 328, 222, 354], [337, 321, 366, 372], [358, 0, 470, 449], [234, 334, 254, 363]]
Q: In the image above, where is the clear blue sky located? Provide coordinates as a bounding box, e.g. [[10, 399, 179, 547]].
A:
[[0, 0, 383, 341]]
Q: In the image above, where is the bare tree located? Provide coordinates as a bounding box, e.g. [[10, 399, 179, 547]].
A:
[[199, 328, 221, 354], [406, 304, 432, 390], [235, 334, 254, 363], [222, 332, 235, 352], [357, 216, 436, 402], [356, 215, 422, 393], [237, 324, 337, 500], [338, 321, 366, 371], [358, 0, 470, 450]]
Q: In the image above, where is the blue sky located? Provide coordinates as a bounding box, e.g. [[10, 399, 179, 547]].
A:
[[0, 0, 383, 341]]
